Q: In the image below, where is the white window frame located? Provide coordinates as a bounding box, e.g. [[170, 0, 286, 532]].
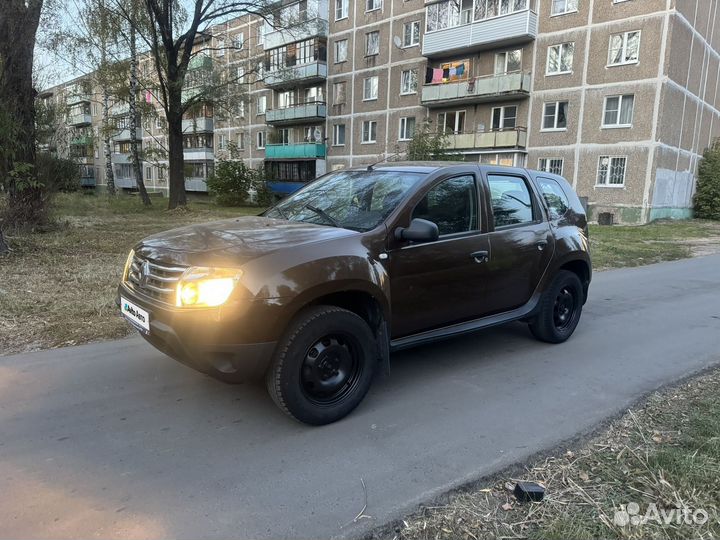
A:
[[333, 124, 346, 146], [333, 81, 347, 105], [437, 110, 466, 134], [491, 105, 517, 130], [602, 94, 635, 128], [218, 134, 227, 150], [335, 0, 349, 20], [362, 120, 377, 143], [608, 30, 641, 66], [550, 0, 578, 16], [402, 21, 421, 48], [494, 49, 522, 75], [334, 39, 348, 63], [596, 155, 627, 187], [399, 117, 416, 141], [257, 95, 267, 115], [257, 131, 266, 149], [366, 31, 380, 56], [363, 76, 379, 101], [546, 42, 574, 75], [216, 38, 225, 56], [232, 32, 244, 50], [538, 157, 564, 176], [541, 101, 569, 132], [366, 0, 382, 12], [400, 69, 418, 95], [238, 131, 246, 150]]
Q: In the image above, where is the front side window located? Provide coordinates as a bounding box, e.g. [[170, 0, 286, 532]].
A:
[[412, 175, 478, 236], [608, 31, 640, 65], [403, 21, 421, 47], [333, 124, 346, 146], [494, 49, 522, 74], [597, 156, 627, 186], [400, 69, 418, 94], [542, 101, 568, 130], [546, 42, 574, 75], [488, 174, 535, 227], [538, 157, 564, 175], [362, 120, 377, 143], [491, 106, 517, 130], [334, 39, 348, 62], [363, 76, 379, 100], [551, 0, 578, 15], [366, 31, 380, 55], [536, 176, 570, 219], [399, 117, 416, 140], [603, 94, 635, 127], [265, 170, 424, 232]]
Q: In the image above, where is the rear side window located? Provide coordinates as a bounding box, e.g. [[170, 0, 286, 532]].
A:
[[487, 174, 534, 228], [536, 176, 570, 220], [412, 175, 478, 236]]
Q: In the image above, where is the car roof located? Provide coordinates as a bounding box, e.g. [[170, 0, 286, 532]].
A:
[[346, 161, 532, 176]]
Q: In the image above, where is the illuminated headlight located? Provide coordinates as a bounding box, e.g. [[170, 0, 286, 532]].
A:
[[176, 267, 242, 308], [122, 249, 135, 282]]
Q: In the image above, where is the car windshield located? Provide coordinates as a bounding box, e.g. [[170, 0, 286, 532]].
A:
[[264, 170, 425, 231]]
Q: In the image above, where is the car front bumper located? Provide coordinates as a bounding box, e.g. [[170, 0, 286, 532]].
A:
[[117, 283, 278, 382]]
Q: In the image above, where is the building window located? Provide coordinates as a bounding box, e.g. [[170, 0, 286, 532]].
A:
[[232, 32, 244, 50], [335, 0, 348, 20], [257, 95, 267, 115], [366, 0, 382, 11], [333, 124, 346, 146], [491, 106, 517, 130], [236, 66, 245, 83], [542, 101, 568, 131], [400, 69, 418, 94], [257, 131, 266, 149], [399, 117, 416, 141], [333, 81, 347, 105], [608, 31, 640, 65], [218, 134, 227, 150], [551, 0, 578, 16], [366, 31, 380, 56], [538, 157, 564, 175], [278, 90, 295, 108], [403, 21, 420, 47], [362, 120, 377, 143], [216, 38, 225, 56], [495, 49, 522, 74], [334, 39, 348, 63], [363, 76, 379, 100], [145, 166, 152, 180], [438, 110, 465, 134], [603, 94, 635, 127], [257, 61, 265, 80], [546, 42, 574, 75], [596, 156, 627, 186]]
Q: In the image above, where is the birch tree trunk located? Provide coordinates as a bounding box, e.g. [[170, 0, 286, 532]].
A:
[[129, 23, 151, 205], [102, 90, 116, 195]]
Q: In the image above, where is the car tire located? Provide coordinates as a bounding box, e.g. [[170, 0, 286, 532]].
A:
[[528, 270, 584, 344], [266, 305, 377, 425]]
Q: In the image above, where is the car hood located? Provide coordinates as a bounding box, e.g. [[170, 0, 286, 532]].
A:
[[136, 216, 358, 266]]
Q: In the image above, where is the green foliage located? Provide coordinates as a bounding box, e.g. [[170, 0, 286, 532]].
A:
[[36, 153, 81, 193], [206, 156, 271, 207], [406, 120, 463, 162], [694, 138, 720, 220]]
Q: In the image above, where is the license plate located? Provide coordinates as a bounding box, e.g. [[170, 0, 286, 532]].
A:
[[121, 297, 150, 333]]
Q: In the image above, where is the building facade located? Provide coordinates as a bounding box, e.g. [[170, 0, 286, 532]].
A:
[[42, 0, 720, 223]]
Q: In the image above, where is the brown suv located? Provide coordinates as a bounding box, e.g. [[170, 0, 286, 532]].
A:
[[118, 163, 591, 424]]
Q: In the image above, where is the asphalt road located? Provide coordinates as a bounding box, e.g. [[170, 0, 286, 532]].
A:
[[2, 255, 720, 540]]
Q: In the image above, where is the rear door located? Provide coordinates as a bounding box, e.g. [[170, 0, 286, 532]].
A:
[[480, 170, 554, 315]]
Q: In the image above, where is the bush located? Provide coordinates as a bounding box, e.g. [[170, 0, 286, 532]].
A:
[[695, 139, 720, 220], [206, 159, 271, 207], [36, 153, 81, 193], [406, 120, 464, 162]]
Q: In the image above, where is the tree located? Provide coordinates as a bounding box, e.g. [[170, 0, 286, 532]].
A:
[[694, 138, 720, 220], [206, 143, 271, 206], [0, 0, 45, 252], [406, 119, 463, 162]]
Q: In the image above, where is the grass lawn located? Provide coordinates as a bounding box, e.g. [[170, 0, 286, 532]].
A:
[[0, 193, 259, 355], [384, 368, 720, 540], [1, 192, 719, 355]]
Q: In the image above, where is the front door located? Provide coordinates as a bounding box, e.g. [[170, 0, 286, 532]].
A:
[[388, 174, 491, 338]]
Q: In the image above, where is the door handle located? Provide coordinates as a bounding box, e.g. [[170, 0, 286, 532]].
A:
[[470, 250, 489, 263], [536, 240, 548, 251]]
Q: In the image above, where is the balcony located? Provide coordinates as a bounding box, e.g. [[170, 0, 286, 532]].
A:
[[111, 153, 132, 164], [115, 177, 136, 189], [265, 103, 326, 125], [185, 178, 208, 192], [112, 128, 143, 141], [182, 117, 214, 133], [423, 9, 538, 57], [68, 113, 92, 126], [184, 148, 214, 161], [70, 135, 93, 146], [265, 17, 328, 50], [264, 61, 327, 88], [422, 72, 531, 107], [67, 93, 91, 105], [265, 142, 326, 159], [444, 127, 527, 150]]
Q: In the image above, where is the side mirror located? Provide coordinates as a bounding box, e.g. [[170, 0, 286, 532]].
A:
[[395, 218, 439, 243]]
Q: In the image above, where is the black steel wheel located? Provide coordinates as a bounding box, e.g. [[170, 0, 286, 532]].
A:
[[529, 270, 583, 343], [300, 334, 364, 406]]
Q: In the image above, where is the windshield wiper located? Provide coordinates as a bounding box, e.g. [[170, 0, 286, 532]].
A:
[[305, 204, 340, 228]]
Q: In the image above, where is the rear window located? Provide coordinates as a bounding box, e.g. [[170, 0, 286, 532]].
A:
[[536, 176, 570, 220]]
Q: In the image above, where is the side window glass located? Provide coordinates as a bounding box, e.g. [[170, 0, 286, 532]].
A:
[[537, 176, 570, 220], [487, 174, 534, 228], [412, 175, 478, 236]]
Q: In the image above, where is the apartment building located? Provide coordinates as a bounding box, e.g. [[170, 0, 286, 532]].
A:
[[42, 0, 720, 223]]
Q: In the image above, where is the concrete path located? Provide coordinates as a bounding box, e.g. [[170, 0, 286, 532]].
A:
[[1, 255, 719, 539]]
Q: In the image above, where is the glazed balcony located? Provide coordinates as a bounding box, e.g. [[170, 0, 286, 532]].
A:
[[70, 135, 94, 146], [265, 17, 328, 50], [265, 102, 326, 125], [182, 117, 214, 133], [183, 148, 214, 161], [265, 142, 326, 159], [68, 113, 92, 126], [421, 71, 531, 107], [264, 61, 327, 88], [444, 127, 527, 150], [112, 127, 143, 141]]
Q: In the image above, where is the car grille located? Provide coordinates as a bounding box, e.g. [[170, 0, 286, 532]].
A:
[[126, 253, 186, 305]]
